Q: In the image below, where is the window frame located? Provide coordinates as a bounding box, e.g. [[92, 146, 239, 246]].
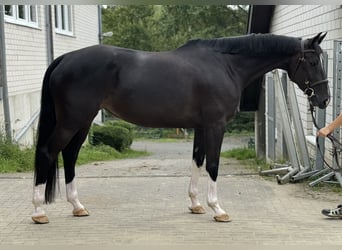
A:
[[54, 5, 73, 36], [4, 5, 39, 28]]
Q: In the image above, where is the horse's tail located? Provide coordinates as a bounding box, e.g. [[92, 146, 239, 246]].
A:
[[34, 55, 64, 204]]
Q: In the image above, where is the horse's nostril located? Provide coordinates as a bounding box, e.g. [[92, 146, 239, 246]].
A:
[[324, 98, 330, 107]]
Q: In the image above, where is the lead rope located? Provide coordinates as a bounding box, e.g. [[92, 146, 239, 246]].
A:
[[310, 104, 342, 171]]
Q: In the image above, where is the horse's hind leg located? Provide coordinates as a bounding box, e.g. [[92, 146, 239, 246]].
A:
[[32, 125, 79, 224], [62, 127, 91, 217], [188, 128, 206, 214], [32, 183, 49, 224]]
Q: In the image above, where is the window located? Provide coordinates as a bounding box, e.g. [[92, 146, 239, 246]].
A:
[[54, 5, 73, 36], [18, 5, 26, 19], [4, 5, 14, 17], [29, 6, 37, 22], [4, 5, 38, 28]]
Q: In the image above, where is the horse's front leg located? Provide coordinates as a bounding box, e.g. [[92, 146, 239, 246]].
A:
[[188, 128, 206, 214], [205, 125, 231, 222], [66, 178, 89, 216], [207, 176, 230, 222], [189, 161, 206, 214]]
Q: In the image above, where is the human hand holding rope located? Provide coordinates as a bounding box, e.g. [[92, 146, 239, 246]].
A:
[[317, 126, 332, 137], [317, 113, 342, 137]]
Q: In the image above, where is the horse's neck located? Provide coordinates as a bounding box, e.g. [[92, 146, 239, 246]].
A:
[[227, 54, 291, 88]]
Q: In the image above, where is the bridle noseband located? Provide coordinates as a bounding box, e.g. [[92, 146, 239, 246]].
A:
[[293, 40, 328, 99]]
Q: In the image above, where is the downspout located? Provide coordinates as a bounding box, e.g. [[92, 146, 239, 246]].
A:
[[45, 5, 54, 65], [98, 5, 104, 123], [98, 5, 103, 45], [0, 5, 12, 140]]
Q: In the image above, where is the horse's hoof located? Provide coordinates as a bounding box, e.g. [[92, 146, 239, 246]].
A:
[[189, 205, 206, 214], [32, 215, 49, 224], [73, 208, 89, 217], [214, 213, 231, 222]]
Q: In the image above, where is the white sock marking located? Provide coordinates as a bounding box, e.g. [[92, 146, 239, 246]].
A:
[[207, 176, 226, 216], [66, 179, 84, 211], [189, 160, 202, 208], [32, 183, 46, 217]]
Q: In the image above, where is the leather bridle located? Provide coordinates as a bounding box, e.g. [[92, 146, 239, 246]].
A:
[[293, 40, 328, 99]]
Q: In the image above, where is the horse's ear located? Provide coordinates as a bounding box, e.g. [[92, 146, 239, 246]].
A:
[[311, 32, 327, 45]]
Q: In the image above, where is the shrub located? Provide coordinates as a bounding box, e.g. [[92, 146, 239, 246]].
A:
[[105, 120, 134, 145], [106, 119, 135, 132], [0, 137, 35, 173], [226, 112, 255, 134], [91, 123, 133, 152]]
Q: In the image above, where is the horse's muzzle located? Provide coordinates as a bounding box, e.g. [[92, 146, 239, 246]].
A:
[[309, 95, 330, 109], [306, 79, 330, 109], [320, 97, 330, 109]]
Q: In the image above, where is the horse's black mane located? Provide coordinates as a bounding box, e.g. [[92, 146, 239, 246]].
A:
[[180, 33, 301, 56]]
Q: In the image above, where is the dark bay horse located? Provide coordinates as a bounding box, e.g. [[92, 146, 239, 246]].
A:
[[32, 33, 330, 224]]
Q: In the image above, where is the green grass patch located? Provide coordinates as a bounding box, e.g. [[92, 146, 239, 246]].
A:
[[309, 181, 342, 193], [76, 144, 149, 165], [0, 141, 35, 173], [221, 147, 256, 160], [221, 147, 268, 172], [0, 142, 149, 173]]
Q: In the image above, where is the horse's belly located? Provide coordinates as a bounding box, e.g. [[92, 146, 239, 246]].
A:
[[105, 103, 199, 128]]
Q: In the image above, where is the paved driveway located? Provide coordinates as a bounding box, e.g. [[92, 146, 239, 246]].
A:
[[0, 136, 341, 246]]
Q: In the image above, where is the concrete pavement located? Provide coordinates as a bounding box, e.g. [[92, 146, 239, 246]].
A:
[[0, 137, 341, 246]]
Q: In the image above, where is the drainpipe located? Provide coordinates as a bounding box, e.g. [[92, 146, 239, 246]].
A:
[[45, 5, 54, 65], [0, 6, 12, 140], [97, 5, 105, 123], [98, 5, 103, 45]]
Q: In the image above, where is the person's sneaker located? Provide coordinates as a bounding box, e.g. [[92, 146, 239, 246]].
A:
[[321, 204, 342, 218]]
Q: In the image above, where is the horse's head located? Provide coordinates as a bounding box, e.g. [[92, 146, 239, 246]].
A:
[[288, 32, 330, 109]]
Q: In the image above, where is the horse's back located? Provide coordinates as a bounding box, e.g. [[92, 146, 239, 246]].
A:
[[47, 44, 240, 128]]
